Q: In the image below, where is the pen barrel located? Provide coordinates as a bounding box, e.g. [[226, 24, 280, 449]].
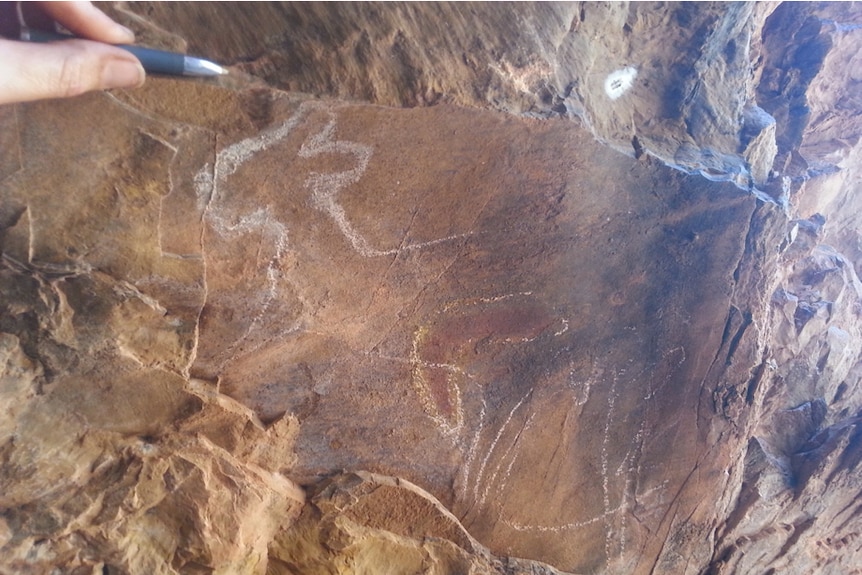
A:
[[24, 29, 185, 76], [116, 44, 184, 76]]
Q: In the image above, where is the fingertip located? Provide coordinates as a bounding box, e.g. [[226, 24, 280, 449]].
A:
[[100, 20, 136, 45], [114, 24, 136, 45], [0, 39, 145, 104], [39, 1, 135, 44], [100, 57, 146, 90]]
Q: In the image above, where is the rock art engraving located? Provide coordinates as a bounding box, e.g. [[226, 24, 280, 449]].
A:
[[471, 392, 535, 509], [410, 292, 569, 437], [192, 107, 307, 371], [410, 290, 679, 570], [5, 3, 862, 572], [299, 110, 472, 257], [460, 354, 683, 568], [568, 356, 603, 406], [190, 103, 482, 379]]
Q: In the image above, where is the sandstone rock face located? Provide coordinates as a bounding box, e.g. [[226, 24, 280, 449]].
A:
[[131, 1, 779, 186], [269, 471, 569, 575], [1, 3, 861, 575]]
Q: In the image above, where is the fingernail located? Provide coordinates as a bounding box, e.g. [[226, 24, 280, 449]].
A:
[[101, 59, 146, 90], [116, 25, 136, 44]]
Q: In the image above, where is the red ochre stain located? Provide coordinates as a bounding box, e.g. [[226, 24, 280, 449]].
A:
[[417, 299, 557, 421], [426, 368, 455, 419]]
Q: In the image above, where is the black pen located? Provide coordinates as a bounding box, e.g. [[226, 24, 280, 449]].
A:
[[20, 28, 228, 77]]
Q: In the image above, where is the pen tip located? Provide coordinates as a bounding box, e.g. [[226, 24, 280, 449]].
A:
[[183, 57, 230, 77]]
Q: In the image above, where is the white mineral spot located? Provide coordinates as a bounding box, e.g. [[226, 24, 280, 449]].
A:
[[604, 66, 637, 100]]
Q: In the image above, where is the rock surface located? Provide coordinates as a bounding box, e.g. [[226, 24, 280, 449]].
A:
[[269, 471, 569, 575], [1, 2, 861, 574]]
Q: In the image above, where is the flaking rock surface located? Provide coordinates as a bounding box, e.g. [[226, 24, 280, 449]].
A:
[[2, 2, 861, 575]]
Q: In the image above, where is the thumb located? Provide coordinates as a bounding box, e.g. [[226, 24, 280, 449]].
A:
[[0, 38, 145, 105]]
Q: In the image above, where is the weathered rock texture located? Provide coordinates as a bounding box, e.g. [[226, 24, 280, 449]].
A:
[[127, 1, 779, 188], [269, 471, 569, 575], [1, 2, 861, 574]]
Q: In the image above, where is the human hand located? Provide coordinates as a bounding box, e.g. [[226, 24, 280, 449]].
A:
[[0, 1, 145, 105]]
